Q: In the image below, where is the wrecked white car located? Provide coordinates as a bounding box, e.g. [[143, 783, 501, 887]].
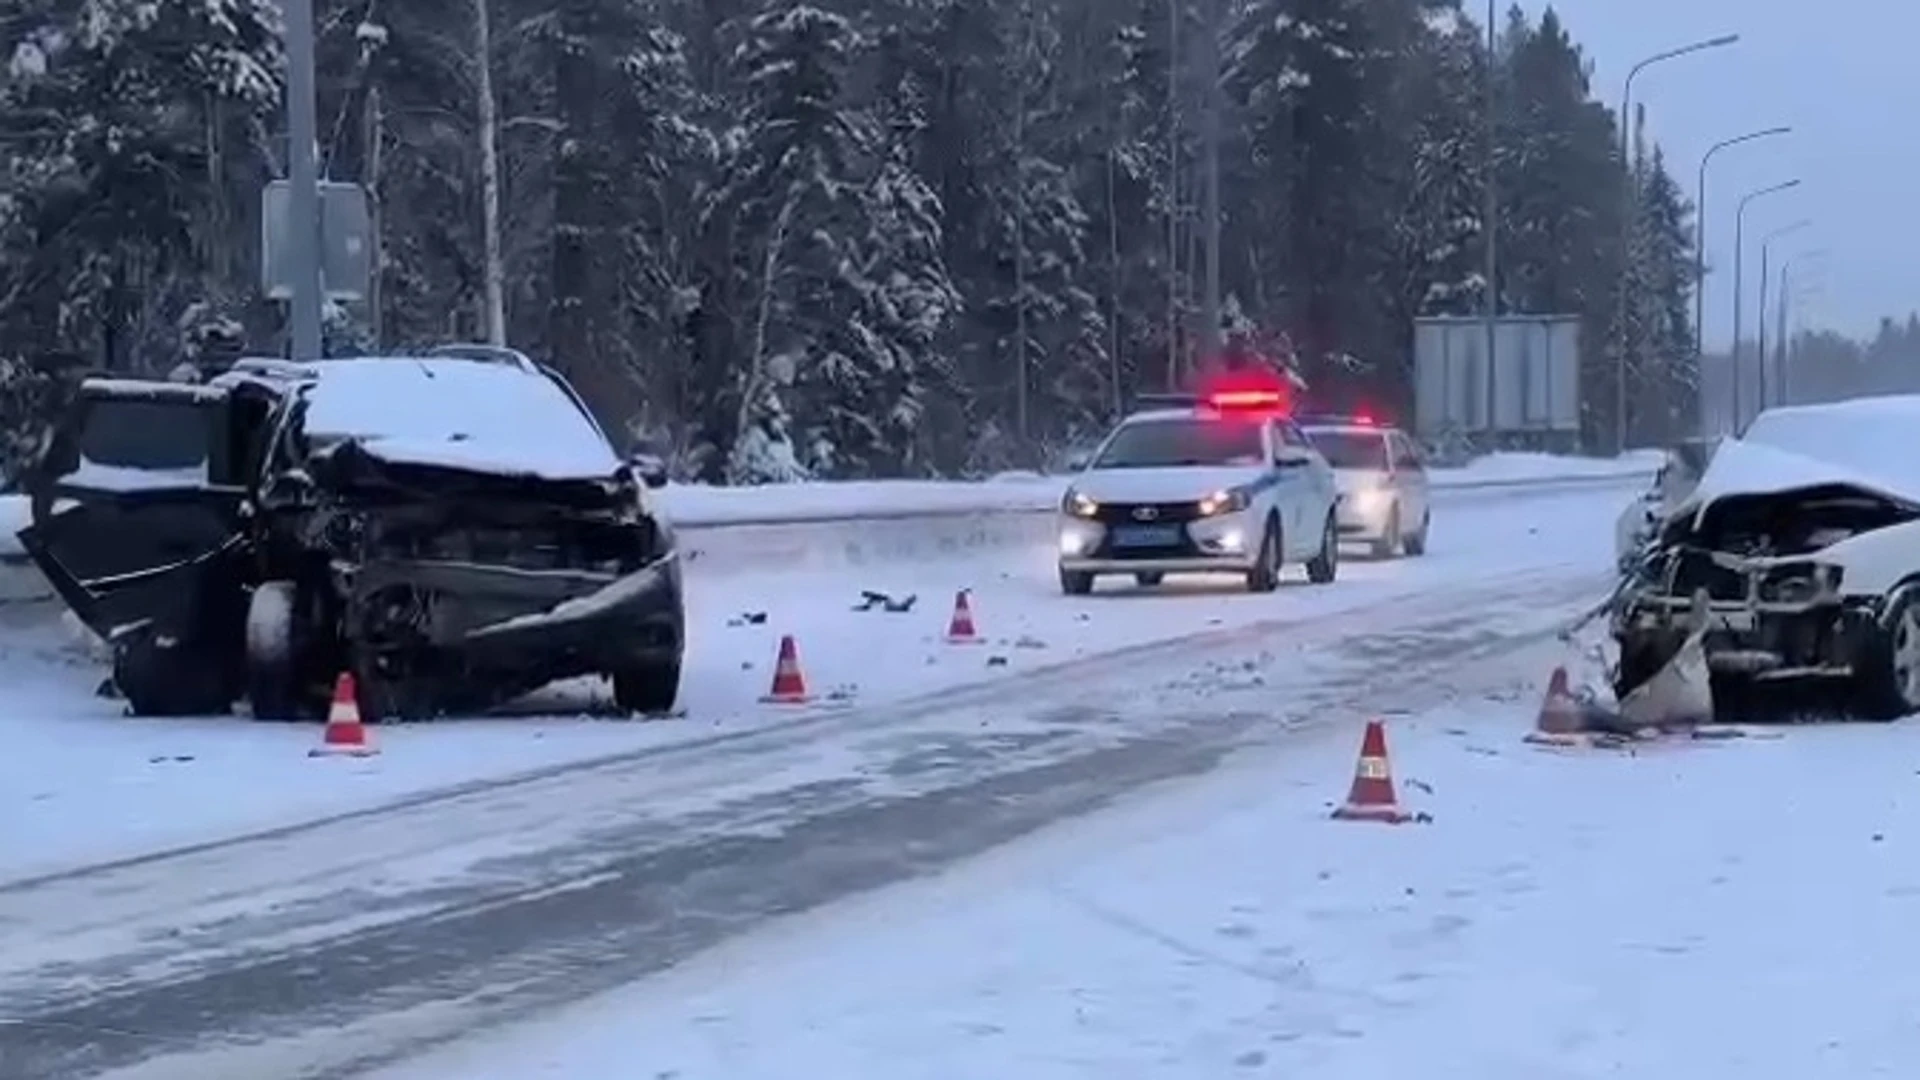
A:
[[1613, 398, 1920, 719]]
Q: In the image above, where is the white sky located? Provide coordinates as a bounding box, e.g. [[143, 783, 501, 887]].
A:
[[1512, 0, 1911, 345]]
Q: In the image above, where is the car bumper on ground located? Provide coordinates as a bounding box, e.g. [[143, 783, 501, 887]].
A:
[[1056, 510, 1260, 575]]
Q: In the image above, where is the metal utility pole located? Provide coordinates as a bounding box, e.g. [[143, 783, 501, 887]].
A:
[[284, 0, 324, 360], [1198, 0, 1224, 360], [1755, 218, 1809, 412], [1165, 0, 1180, 388], [1776, 249, 1828, 406], [1693, 126, 1789, 360], [1482, 0, 1498, 440], [1730, 179, 1799, 430], [1613, 32, 1738, 453]]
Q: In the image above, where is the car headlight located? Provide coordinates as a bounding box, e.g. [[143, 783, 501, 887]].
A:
[[1197, 488, 1251, 517], [1063, 489, 1099, 519]]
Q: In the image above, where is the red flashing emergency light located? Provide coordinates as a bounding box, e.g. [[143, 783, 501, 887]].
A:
[[1351, 408, 1377, 427], [1207, 389, 1288, 411]]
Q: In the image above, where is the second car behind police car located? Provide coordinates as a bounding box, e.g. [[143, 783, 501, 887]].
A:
[[1298, 414, 1431, 559], [1056, 390, 1341, 594]]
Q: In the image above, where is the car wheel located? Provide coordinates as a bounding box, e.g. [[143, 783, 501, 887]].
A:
[[612, 657, 682, 716], [1858, 589, 1920, 721], [1246, 519, 1281, 593], [1134, 572, 1165, 587], [114, 635, 232, 717], [1371, 506, 1400, 559], [1403, 512, 1430, 557], [1059, 568, 1095, 595], [246, 580, 321, 721], [1306, 513, 1338, 584]]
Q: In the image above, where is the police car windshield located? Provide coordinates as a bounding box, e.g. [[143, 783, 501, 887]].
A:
[[1304, 429, 1387, 470], [1093, 417, 1264, 469]]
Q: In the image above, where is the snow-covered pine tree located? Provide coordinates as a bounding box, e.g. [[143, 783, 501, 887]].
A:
[[714, 3, 952, 481]]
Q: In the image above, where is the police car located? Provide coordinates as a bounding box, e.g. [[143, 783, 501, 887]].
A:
[[1299, 413, 1430, 559], [1056, 389, 1342, 594]]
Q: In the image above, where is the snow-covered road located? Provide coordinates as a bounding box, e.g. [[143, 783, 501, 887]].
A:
[[0, 480, 1633, 1079], [0, 479, 1637, 883], [381, 688, 1920, 1080]]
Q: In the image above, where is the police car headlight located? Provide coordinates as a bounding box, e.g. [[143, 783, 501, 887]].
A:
[[1197, 488, 1251, 517], [1063, 489, 1100, 519]]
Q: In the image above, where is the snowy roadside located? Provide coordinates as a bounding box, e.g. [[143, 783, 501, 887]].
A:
[[376, 676, 1920, 1080], [1, 558, 1610, 1080], [0, 483, 1634, 884]]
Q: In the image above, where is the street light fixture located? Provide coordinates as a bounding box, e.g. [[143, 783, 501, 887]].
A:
[[1695, 126, 1790, 358], [1731, 179, 1801, 430], [1757, 218, 1811, 412], [1775, 248, 1830, 406], [1614, 32, 1740, 454]]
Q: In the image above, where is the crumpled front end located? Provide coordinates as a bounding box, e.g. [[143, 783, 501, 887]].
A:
[[1612, 483, 1915, 696], [301, 441, 683, 713]]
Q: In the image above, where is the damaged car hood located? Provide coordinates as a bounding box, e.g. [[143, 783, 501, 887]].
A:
[[1674, 397, 1920, 519]]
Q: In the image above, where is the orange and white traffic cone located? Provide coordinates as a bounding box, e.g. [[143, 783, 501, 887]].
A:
[[1534, 666, 1586, 736], [310, 672, 377, 757], [945, 589, 982, 644], [760, 634, 813, 704], [1331, 719, 1412, 823]]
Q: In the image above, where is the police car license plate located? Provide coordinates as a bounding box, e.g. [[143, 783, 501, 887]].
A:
[[1112, 524, 1181, 547]]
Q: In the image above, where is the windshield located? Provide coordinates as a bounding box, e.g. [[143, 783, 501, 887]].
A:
[[1305, 429, 1388, 470], [1092, 417, 1265, 469]]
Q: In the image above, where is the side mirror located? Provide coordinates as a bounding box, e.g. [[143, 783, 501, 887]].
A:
[[1062, 450, 1092, 472], [1274, 447, 1313, 468], [629, 453, 669, 489]]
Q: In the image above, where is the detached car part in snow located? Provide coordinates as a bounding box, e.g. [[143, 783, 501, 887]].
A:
[[17, 348, 685, 721], [1612, 399, 1920, 720]]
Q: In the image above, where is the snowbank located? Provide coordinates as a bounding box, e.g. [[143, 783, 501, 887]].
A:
[[662, 450, 1658, 526]]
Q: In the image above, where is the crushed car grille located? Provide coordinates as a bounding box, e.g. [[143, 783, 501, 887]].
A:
[[384, 521, 652, 573]]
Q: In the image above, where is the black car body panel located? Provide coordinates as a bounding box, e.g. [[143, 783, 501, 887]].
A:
[[17, 351, 685, 719]]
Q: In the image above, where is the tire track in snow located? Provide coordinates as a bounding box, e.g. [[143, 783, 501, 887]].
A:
[[0, 566, 1609, 1079]]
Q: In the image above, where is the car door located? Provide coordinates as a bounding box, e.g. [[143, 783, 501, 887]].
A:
[[17, 383, 253, 641], [1391, 432, 1430, 528], [1271, 420, 1332, 557]]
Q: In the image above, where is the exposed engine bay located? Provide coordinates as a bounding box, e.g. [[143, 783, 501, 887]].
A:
[[1613, 481, 1920, 717]]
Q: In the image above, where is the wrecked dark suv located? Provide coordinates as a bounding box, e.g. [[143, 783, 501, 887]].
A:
[[1612, 398, 1920, 720], [18, 346, 684, 721]]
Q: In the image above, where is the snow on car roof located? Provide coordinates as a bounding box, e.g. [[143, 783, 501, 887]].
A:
[[1684, 394, 1920, 513], [301, 357, 620, 480]]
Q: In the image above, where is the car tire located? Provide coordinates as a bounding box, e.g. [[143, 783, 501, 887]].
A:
[[612, 657, 681, 716], [114, 636, 232, 717], [1403, 512, 1430, 557], [1856, 588, 1920, 721], [246, 580, 320, 721], [1134, 572, 1165, 587], [1371, 506, 1400, 559], [1059, 568, 1095, 595], [1246, 519, 1281, 593], [1306, 513, 1338, 584]]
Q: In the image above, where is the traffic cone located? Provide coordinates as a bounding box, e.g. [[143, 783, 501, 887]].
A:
[[760, 635, 813, 704], [1534, 666, 1586, 736], [310, 672, 376, 757], [1331, 719, 1412, 823], [945, 589, 982, 644]]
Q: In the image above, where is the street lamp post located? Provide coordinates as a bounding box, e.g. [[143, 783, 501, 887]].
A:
[[284, 0, 324, 360], [1775, 249, 1829, 405], [1614, 32, 1739, 454], [1731, 179, 1801, 431], [1694, 126, 1789, 359], [1756, 219, 1810, 412]]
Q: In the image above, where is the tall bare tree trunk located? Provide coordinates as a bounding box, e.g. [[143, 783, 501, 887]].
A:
[[472, 0, 507, 346]]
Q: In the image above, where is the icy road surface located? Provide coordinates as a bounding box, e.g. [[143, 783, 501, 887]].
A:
[[0, 480, 1637, 882], [0, 490, 1635, 1076], [379, 696, 1920, 1080]]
